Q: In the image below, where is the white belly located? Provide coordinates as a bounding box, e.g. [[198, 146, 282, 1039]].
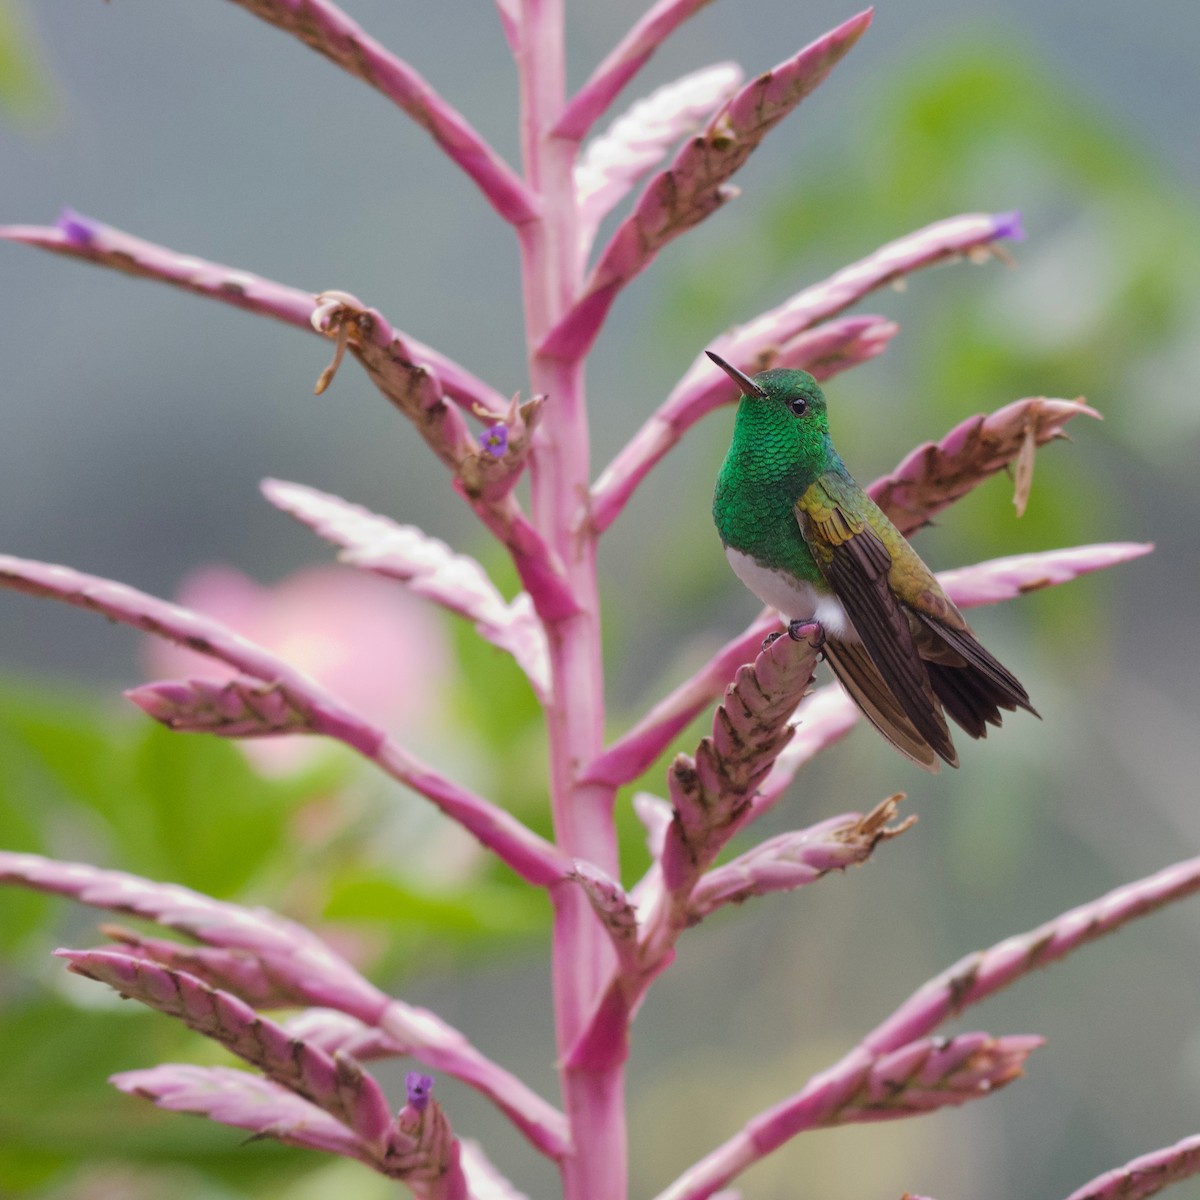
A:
[[725, 548, 856, 639]]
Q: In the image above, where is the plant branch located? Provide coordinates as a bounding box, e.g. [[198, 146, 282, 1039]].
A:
[[4, 218, 575, 612], [869, 396, 1100, 535], [689, 795, 914, 916], [565, 630, 821, 1073], [62, 948, 394, 1153], [260, 478, 551, 701], [541, 10, 873, 361], [654, 855, 1200, 1200], [227, 0, 537, 225], [0, 214, 508, 415], [575, 62, 742, 259], [555, 0, 719, 140], [113, 1064, 380, 1165], [702, 210, 1025, 380], [0, 852, 570, 1158], [0, 556, 566, 886], [4, 213, 582, 618], [1063, 1133, 1200, 1200]]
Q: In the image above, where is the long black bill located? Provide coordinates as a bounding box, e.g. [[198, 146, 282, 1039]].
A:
[[705, 350, 768, 398]]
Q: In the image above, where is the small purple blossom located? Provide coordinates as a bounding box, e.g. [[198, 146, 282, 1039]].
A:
[[481, 423, 509, 456], [406, 1071, 434, 1112], [994, 209, 1025, 241], [55, 207, 99, 246]]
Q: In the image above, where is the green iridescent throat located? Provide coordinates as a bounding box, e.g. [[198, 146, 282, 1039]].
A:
[[712, 370, 839, 585]]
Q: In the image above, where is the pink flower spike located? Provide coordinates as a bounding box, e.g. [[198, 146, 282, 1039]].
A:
[[576, 63, 743, 256], [59, 948, 392, 1144], [1064, 1132, 1200, 1200], [846, 1032, 1043, 1119], [652, 858, 1200, 1200], [862, 855, 1200, 1057], [689, 797, 914, 918], [112, 1064, 373, 1163], [126, 675, 313, 739], [0, 852, 373, 969], [100, 923, 325, 1011], [224, 0, 535, 225], [870, 394, 1101, 536], [0, 851, 569, 1157], [938, 543, 1153, 608], [261, 479, 550, 701], [542, 11, 874, 362]]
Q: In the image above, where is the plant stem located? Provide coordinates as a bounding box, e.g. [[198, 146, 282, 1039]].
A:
[[516, 3, 625, 1196]]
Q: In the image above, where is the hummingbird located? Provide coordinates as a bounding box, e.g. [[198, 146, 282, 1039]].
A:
[[708, 351, 1036, 771]]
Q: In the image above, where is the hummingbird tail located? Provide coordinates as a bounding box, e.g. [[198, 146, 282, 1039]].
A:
[[824, 638, 950, 772], [914, 612, 1039, 724]]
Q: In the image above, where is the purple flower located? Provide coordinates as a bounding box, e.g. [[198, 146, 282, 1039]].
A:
[[481, 423, 509, 456], [994, 209, 1025, 241], [56, 207, 99, 246], [405, 1072, 434, 1112]]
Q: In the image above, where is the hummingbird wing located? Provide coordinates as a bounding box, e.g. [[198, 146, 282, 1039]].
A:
[[796, 472, 1036, 764], [795, 474, 957, 764]]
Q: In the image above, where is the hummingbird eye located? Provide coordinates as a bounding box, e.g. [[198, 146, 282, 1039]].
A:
[[788, 396, 808, 416]]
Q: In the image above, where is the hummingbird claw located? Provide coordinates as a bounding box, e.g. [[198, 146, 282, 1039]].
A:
[[787, 619, 825, 648], [761, 629, 786, 650]]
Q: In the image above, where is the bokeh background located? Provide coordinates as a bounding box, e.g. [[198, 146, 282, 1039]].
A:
[[3, 1, 1200, 1197]]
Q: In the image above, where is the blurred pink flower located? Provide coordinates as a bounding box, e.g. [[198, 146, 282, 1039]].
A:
[[144, 564, 450, 772]]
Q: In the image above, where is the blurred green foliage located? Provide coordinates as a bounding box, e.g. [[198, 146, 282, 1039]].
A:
[[0, 1, 51, 121], [3, 25, 1200, 1200]]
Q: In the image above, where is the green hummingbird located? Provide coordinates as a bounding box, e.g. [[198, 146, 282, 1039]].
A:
[[708, 351, 1036, 771]]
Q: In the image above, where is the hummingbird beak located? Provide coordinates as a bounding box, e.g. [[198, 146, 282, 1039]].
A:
[[705, 351, 768, 398]]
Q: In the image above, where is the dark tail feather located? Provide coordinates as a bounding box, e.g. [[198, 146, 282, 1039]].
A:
[[926, 659, 1008, 738], [916, 613, 1038, 718]]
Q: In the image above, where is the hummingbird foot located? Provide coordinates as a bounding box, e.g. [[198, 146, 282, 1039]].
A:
[[787, 618, 825, 648]]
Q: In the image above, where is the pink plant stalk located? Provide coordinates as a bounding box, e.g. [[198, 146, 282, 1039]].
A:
[[0, 4, 1189, 1200]]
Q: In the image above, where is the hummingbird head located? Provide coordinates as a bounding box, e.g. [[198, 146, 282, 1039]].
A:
[[706, 351, 832, 466]]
